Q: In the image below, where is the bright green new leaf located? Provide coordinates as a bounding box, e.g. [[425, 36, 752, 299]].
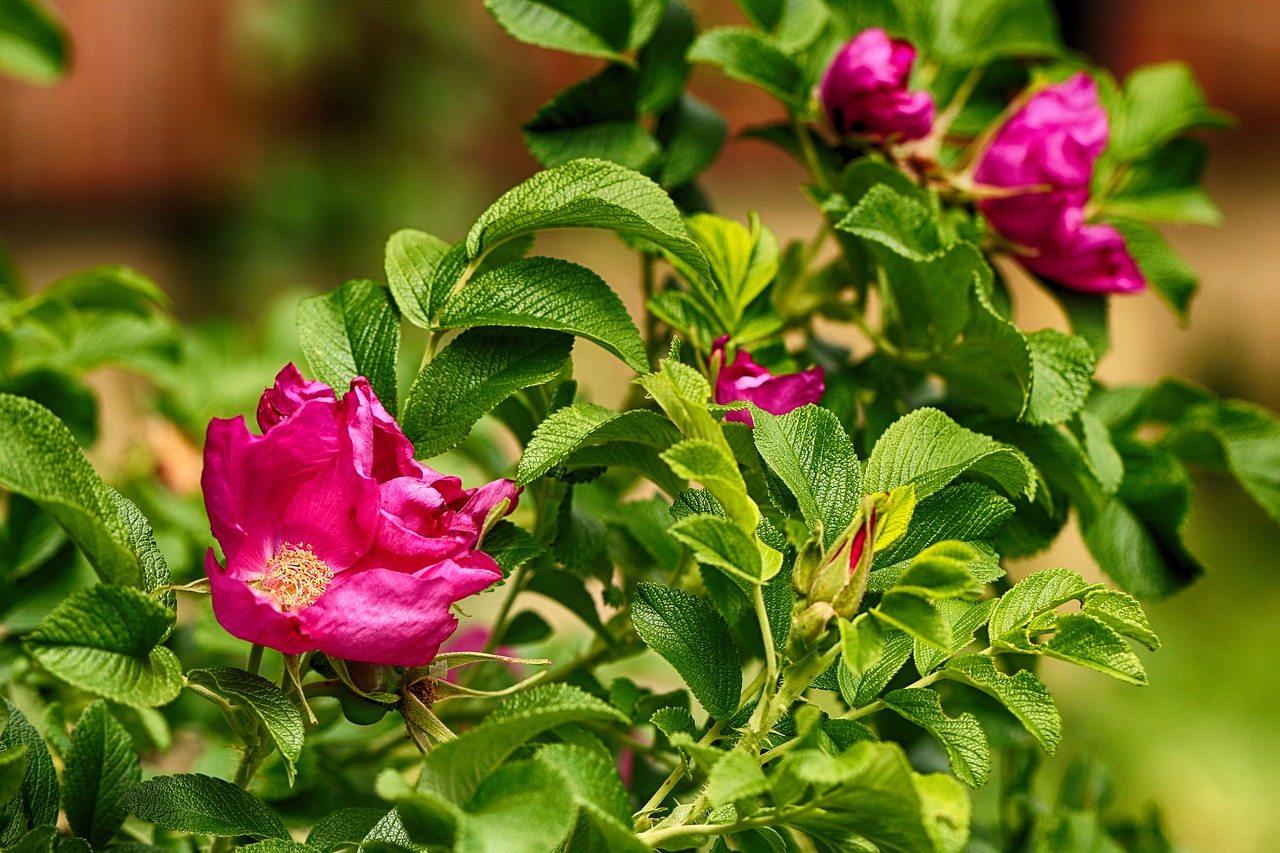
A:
[[874, 592, 951, 651], [401, 327, 573, 457], [705, 749, 770, 809], [0, 0, 68, 84], [987, 568, 1096, 649], [668, 512, 780, 584], [61, 702, 140, 847], [631, 582, 742, 719], [661, 438, 759, 533], [836, 184, 951, 262], [864, 407, 1036, 502], [882, 688, 990, 788], [914, 772, 971, 853], [466, 158, 709, 286], [891, 541, 985, 599], [1039, 613, 1148, 685], [24, 585, 182, 708], [122, 773, 289, 840], [1082, 589, 1159, 650], [384, 228, 450, 328], [683, 212, 779, 322], [873, 483, 1014, 571], [186, 668, 305, 786], [517, 403, 680, 485], [439, 256, 648, 372], [751, 403, 862, 546], [0, 394, 147, 588], [298, 279, 401, 412], [943, 655, 1062, 754], [838, 613, 884, 679], [688, 27, 802, 104], [417, 684, 627, 805]]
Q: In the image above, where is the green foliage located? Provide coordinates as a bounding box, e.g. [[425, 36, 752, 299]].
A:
[[836, 184, 950, 262], [631, 582, 742, 719], [122, 773, 290, 840], [297, 279, 401, 411], [882, 688, 989, 788], [523, 65, 660, 172], [23, 585, 182, 707], [517, 403, 680, 485], [384, 228, 451, 328], [0, 0, 68, 85], [688, 27, 802, 105], [483, 0, 665, 61], [942, 655, 1061, 753], [61, 702, 140, 847], [1, 701, 58, 845], [186, 668, 305, 785]]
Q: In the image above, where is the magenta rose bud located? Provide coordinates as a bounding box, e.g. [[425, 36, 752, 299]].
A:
[[711, 336, 825, 427], [202, 364, 518, 667], [975, 73, 1146, 294], [820, 28, 935, 141]]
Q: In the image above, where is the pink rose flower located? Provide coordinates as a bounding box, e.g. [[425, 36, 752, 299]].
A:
[[820, 28, 935, 141], [202, 364, 518, 666], [975, 73, 1146, 294], [711, 337, 825, 427]]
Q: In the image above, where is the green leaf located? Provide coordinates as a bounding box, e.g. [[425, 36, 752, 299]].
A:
[[1101, 138, 1221, 226], [838, 613, 885, 679], [384, 229, 450, 329], [23, 585, 182, 708], [655, 94, 727, 189], [122, 773, 289, 840], [306, 808, 389, 852], [401, 328, 573, 457], [523, 65, 659, 172], [111, 490, 174, 610], [466, 158, 709, 286], [931, 0, 1062, 64], [1112, 62, 1232, 162], [455, 758, 576, 853], [186, 668, 305, 786], [636, 0, 695, 114], [563, 440, 687, 496], [0, 744, 26, 810], [873, 484, 1013, 571], [836, 184, 950, 262], [535, 744, 648, 853], [1082, 589, 1159, 651], [668, 513, 779, 585], [688, 27, 801, 104], [1078, 411, 1124, 495], [1039, 613, 1148, 685], [517, 403, 680, 485], [864, 408, 1036, 502], [0, 0, 68, 84], [1168, 399, 1280, 525], [891, 541, 986, 599], [1108, 219, 1197, 324], [943, 655, 1061, 754], [873, 242, 988, 353], [480, 521, 546, 577], [882, 688, 990, 788], [914, 772, 971, 853], [874, 593, 950, 651], [630, 582, 742, 719], [297, 279, 401, 412], [416, 684, 627, 805], [1, 701, 58, 837], [0, 394, 146, 587], [987, 568, 1095, 649], [705, 749, 770, 808], [4, 825, 58, 853], [61, 702, 140, 847], [751, 404, 861, 545], [1025, 330, 1096, 425], [838, 629, 913, 706], [661, 438, 758, 533], [683, 212, 779, 322], [439, 257, 647, 372], [931, 285, 1032, 419], [912, 599, 997, 676], [483, 0, 664, 60]]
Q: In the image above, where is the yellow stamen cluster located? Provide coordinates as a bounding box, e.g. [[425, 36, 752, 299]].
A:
[[260, 543, 333, 610]]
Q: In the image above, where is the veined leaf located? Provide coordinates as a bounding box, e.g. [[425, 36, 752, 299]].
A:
[[534, 745, 648, 853], [705, 749, 770, 809], [517, 403, 680, 485], [1025, 329, 1096, 425], [401, 328, 573, 457], [61, 702, 140, 847], [439, 257, 648, 372], [688, 27, 801, 105], [1039, 613, 1148, 685], [912, 598, 997, 676], [483, 0, 665, 60], [668, 512, 780, 585], [836, 184, 950, 262], [0, 701, 58, 840], [523, 65, 659, 172], [297, 279, 400, 412], [882, 688, 990, 788], [655, 93, 727, 189], [661, 438, 758, 533], [466, 158, 709, 286], [122, 773, 289, 840], [874, 593, 950, 651], [631, 582, 742, 719], [384, 228, 450, 328], [873, 483, 1014, 571], [943, 655, 1062, 754], [987, 568, 1097, 649], [24, 585, 182, 708], [864, 408, 1036, 502], [186, 668, 305, 786]]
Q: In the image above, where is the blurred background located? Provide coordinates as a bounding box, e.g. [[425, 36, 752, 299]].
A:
[[0, 1, 1277, 850]]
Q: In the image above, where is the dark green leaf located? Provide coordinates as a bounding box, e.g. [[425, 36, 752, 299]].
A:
[[62, 702, 140, 847], [631, 582, 742, 719], [688, 27, 802, 105], [483, 0, 664, 59], [943, 655, 1061, 753], [517, 403, 680, 485], [384, 229, 450, 328], [636, 0, 695, 114], [122, 773, 288, 839], [0, 0, 68, 84], [401, 328, 573, 457], [305, 808, 389, 852], [655, 94, 727, 189], [882, 688, 989, 788], [0, 701, 58, 840], [186, 668, 305, 786], [297, 279, 400, 412], [523, 65, 659, 172]]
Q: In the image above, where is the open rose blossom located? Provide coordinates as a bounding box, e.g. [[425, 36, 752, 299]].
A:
[[201, 364, 517, 666], [975, 73, 1146, 294], [711, 336, 825, 427], [820, 28, 935, 141]]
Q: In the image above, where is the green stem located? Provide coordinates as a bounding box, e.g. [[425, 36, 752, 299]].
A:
[[635, 719, 725, 826], [792, 112, 833, 193], [246, 644, 264, 677], [639, 799, 825, 847], [753, 585, 779, 696], [482, 562, 527, 653]]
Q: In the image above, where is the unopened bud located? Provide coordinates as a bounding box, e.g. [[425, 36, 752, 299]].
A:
[[794, 601, 838, 648], [791, 534, 826, 597]]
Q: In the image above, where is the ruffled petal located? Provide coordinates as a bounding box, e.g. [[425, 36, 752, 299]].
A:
[[300, 568, 461, 666], [206, 549, 315, 654], [257, 363, 336, 433], [416, 552, 503, 601]]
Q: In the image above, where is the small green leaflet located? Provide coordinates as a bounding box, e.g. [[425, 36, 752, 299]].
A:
[[61, 702, 140, 847], [24, 585, 182, 708], [1025, 329, 1096, 425], [630, 582, 742, 720], [836, 184, 951, 262], [186, 668, 305, 786], [1040, 613, 1148, 685], [688, 27, 802, 105], [705, 749, 770, 809], [297, 279, 401, 412], [987, 568, 1097, 649], [438, 256, 648, 372], [483, 0, 665, 61], [942, 655, 1062, 754], [384, 228, 450, 328], [1, 700, 58, 840], [881, 688, 989, 788], [522, 65, 659, 172], [517, 403, 680, 485], [465, 158, 710, 286], [667, 512, 781, 585], [122, 773, 289, 840]]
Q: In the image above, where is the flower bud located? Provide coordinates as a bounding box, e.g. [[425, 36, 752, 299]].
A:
[[819, 28, 935, 142], [793, 601, 838, 649], [803, 504, 877, 617], [791, 534, 827, 598]]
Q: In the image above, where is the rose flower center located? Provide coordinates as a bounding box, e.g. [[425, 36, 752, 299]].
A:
[[259, 543, 333, 610]]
